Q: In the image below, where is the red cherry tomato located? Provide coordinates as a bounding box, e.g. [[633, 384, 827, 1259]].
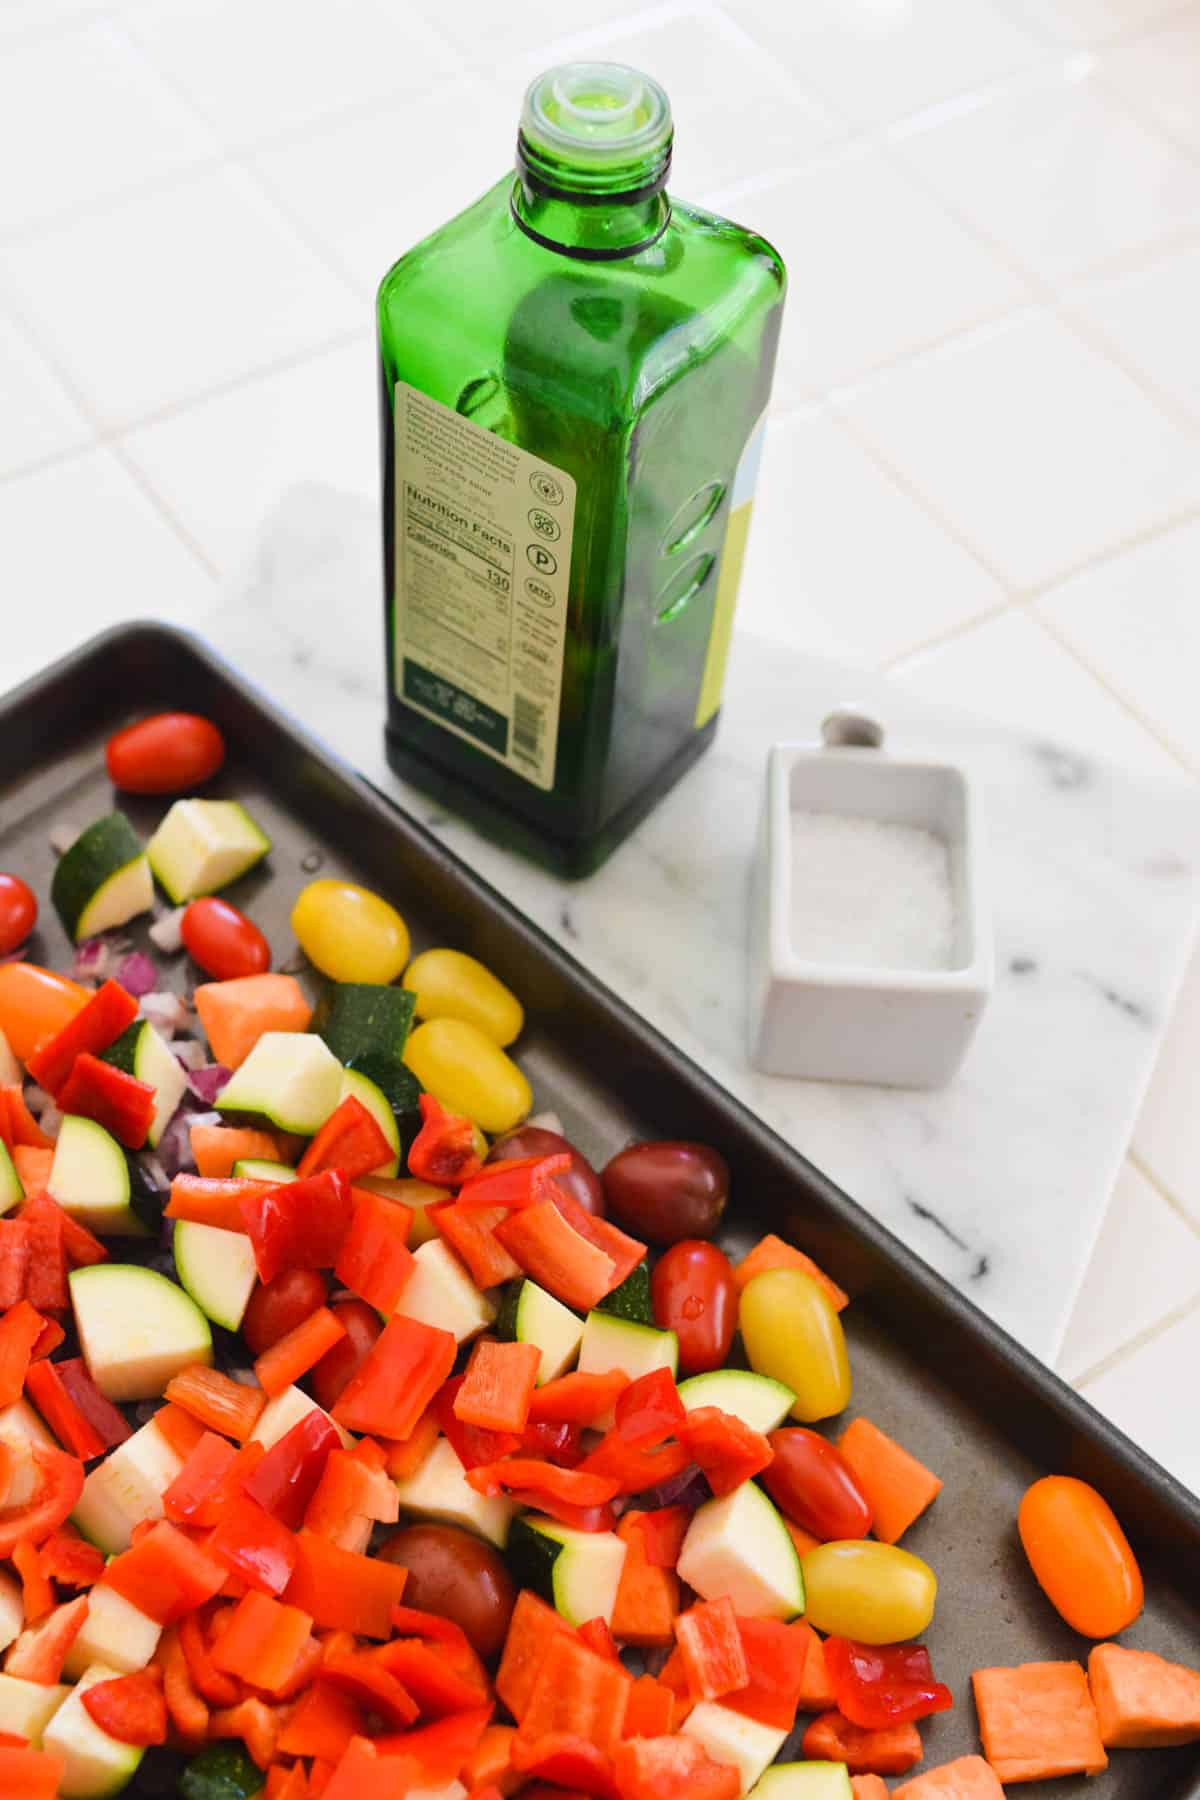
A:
[[650, 1239, 737, 1375], [0, 875, 37, 958], [241, 1269, 328, 1359], [181, 897, 270, 981], [763, 1427, 874, 1542], [309, 1300, 383, 1411], [106, 713, 225, 794]]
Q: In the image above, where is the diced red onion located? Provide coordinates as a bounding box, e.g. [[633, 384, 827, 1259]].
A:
[[188, 1065, 231, 1105], [116, 951, 158, 998], [71, 938, 114, 982], [172, 1039, 208, 1071], [632, 1465, 711, 1512], [149, 907, 186, 954], [139, 991, 191, 1033], [48, 820, 80, 856], [154, 1112, 196, 1180], [137, 1153, 170, 1192]]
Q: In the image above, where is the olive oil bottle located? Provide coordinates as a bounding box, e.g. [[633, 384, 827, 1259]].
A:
[[378, 63, 785, 875]]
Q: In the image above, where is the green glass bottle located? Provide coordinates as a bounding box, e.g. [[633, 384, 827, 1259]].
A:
[[378, 62, 785, 875]]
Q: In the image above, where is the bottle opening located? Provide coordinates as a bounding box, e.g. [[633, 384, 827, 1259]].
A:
[[519, 61, 672, 195]]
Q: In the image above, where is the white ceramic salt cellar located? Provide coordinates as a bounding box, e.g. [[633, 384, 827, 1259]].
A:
[[749, 710, 993, 1088]]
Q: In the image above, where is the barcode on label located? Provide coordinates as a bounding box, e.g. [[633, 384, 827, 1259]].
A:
[[512, 695, 544, 761]]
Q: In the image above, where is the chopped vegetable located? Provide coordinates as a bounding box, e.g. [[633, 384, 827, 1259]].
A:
[[193, 974, 312, 1072], [1087, 1641, 1200, 1748], [25, 978, 138, 1095], [455, 1339, 542, 1435], [408, 1093, 484, 1188], [802, 1710, 923, 1775], [190, 1124, 283, 1178], [106, 713, 226, 794], [838, 1418, 942, 1546], [733, 1234, 849, 1311], [291, 880, 410, 985], [824, 1637, 953, 1728], [971, 1660, 1108, 1782], [56, 1054, 157, 1149], [892, 1757, 1005, 1800]]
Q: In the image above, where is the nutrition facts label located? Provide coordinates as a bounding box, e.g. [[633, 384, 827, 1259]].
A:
[[392, 381, 576, 792]]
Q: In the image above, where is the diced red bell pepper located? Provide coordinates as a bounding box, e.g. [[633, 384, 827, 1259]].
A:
[[431, 1200, 522, 1290], [319, 1652, 418, 1729], [495, 1590, 576, 1722], [576, 1432, 693, 1498], [823, 1637, 954, 1730], [467, 1459, 620, 1511], [39, 1528, 105, 1588], [527, 1371, 630, 1427], [0, 1086, 54, 1151], [208, 1493, 298, 1596], [0, 1219, 32, 1308], [164, 1364, 266, 1443], [17, 1199, 67, 1311], [551, 1192, 647, 1295], [243, 1408, 341, 1530], [210, 1590, 315, 1697], [724, 1619, 824, 1730], [454, 1338, 541, 1435], [277, 1678, 365, 1762], [0, 1447, 84, 1556], [25, 980, 138, 1095], [13, 1537, 54, 1621], [241, 1169, 355, 1283], [56, 1053, 156, 1149], [304, 1449, 398, 1551], [612, 1513, 680, 1650], [457, 1154, 573, 1211], [159, 1623, 210, 1748], [177, 1609, 240, 1707], [407, 1094, 482, 1187], [495, 1202, 617, 1313], [511, 1732, 618, 1799], [283, 1531, 409, 1639], [435, 1376, 521, 1471], [254, 1306, 347, 1398], [334, 1185, 415, 1314], [613, 1735, 739, 1800], [164, 1432, 244, 1527], [104, 1519, 228, 1624], [166, 1174, 274, 1232], [679, 1406, 772, 1496], [323, 1736, 417, 1800], [522, 1418, 585, 1467], [802, 1710, 923, 1776], [0, 1744, 65, 1798], [82, 1670, 168, 1746], [5, 1594, 89, 1682], [614, 1369, 685, 1450], [331, 1313, 456, 1442], [632, 1506, 690, 1568], [24, 1355, 131, 1459], [373, 1638, 484, 1718], [622, 1676, 677, 1740], [518, 1632, 631, 1754], [375, 1704, 492, 1783], [674, 1597, 750, 1703], [297, 1095, 394, 1183], [0, 1300, 46, 1407], [208, 1695, 287, 1769], [29, 1313, 65, 1359], [578, 1617, 620, 1662]]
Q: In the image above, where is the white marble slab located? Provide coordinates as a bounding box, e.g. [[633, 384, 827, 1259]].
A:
[[187, 484, 1199, 1361]]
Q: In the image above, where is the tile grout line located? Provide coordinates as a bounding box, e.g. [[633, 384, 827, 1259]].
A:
[[1127, 1147, 1200, 1242], [1070, 1286, 1200, 1391], [1033, 604, 1200, 774]]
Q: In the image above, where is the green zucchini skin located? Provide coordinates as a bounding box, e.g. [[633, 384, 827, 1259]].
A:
[[314, 983, 416, 1065], [506, 1514, 563, 1607], [342, 1051, 422, 1165], [50, 812, 144, 939], [593, 1261, 653, 1325]]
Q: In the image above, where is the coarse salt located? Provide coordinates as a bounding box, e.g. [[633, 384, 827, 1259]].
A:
[[789, 810, 956, 970]]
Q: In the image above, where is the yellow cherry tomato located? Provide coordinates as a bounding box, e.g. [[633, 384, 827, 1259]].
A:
[[404, 1017, 532, 1136], [404, 948, 524, 1047], [739, 1268, 851, 1421], [291, 880, 410, 983], [802, 1540, 937, 1643]]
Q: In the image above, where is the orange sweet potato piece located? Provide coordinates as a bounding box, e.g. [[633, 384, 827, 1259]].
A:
[[1088, 1641, 1200, 1748], [733, 1234, 848, 1310], [894, 1756, 1005, 1800], [838, 1417, 942, 1545], [193, 976, 312, 1071], [972, 1661, 1107, 1782]]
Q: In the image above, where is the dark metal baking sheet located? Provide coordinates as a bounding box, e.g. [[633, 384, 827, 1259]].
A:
[[1, 622, 1197, 1800]]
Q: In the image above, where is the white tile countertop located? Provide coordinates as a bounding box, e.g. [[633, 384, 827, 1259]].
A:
[[1, 0, 1199, 1490]]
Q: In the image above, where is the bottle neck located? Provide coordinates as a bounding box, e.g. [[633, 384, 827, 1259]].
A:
[[512, 137, 670, 261]]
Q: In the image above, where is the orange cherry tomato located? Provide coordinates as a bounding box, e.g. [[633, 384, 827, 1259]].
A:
[[1018, 1475, 1143, 1637], [105, 712, 225, 794], [0, 876, 36, 959], [181, 897, 270, 981], [0, 962, 88, 1063]]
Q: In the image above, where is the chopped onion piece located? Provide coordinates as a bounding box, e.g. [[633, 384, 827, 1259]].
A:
[[140, 990, 191, 1034], [116, 951, 158, 998], [172, 1039, 208, 1071], [188, 1065, 231, 1105], [149, 907, 186, 954]]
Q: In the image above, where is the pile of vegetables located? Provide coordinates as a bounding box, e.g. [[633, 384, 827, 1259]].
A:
[[0, 710, 1194, 1800]]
